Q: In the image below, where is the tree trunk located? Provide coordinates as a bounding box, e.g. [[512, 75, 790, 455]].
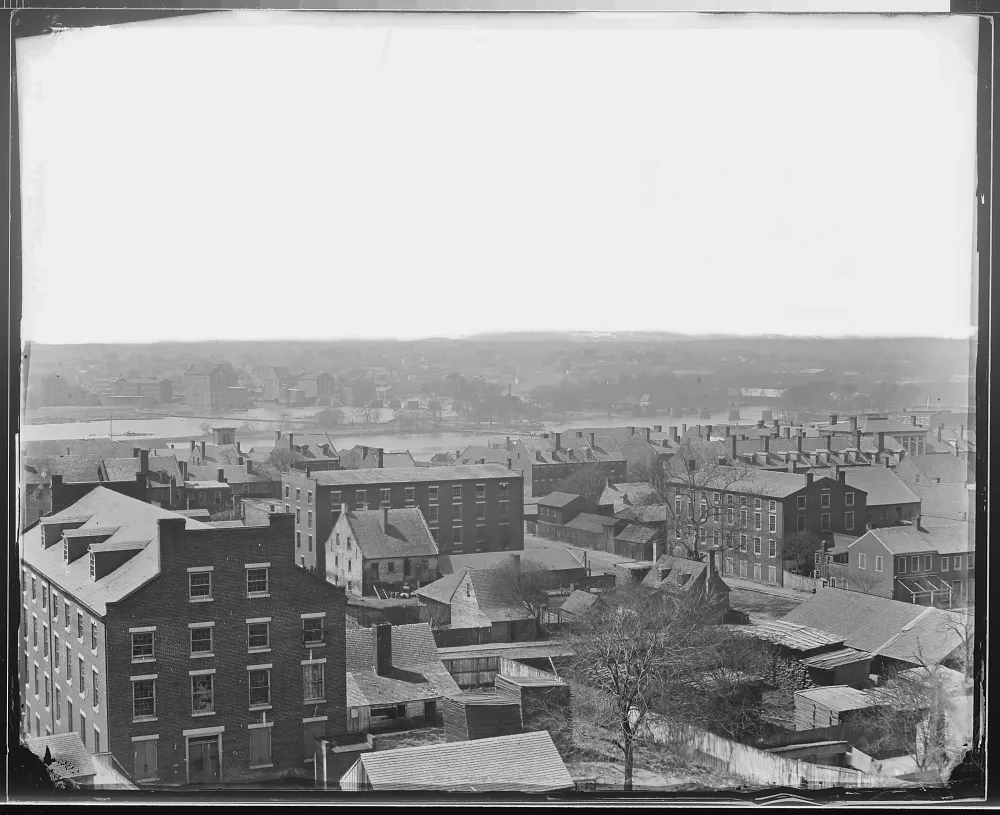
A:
[[623, 737, 634, 792]]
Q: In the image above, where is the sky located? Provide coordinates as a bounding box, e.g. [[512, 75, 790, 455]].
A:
[[16, 11, 980, 345]]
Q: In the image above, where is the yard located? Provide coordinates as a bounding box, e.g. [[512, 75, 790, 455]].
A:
[[728, 587, 805, 625]]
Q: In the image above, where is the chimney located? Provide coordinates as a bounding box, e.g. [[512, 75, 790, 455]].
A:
[[510, 553, 521, 571], [645, 427, 651, 442], [132, 447, 141, 458], [169, 476, 177, 507], [179, 460, 188, 480], [589, 432, 596, 448], [960, 424, 965, 440], [854, 430, 862, 451], [275, 430, 282, 443], [725, 426, 731, 437], [200, 441, 206, 460], [787, 461, 795, 473], [850, 417, 858, 432], [380, 507, 389, 532], [796, 435, 803, 453], [773, 419, 780, 432], [245, 458, 252, 474], [826, 434, 834, 452], [877, 431, 886, 453], [830, 413, 838, 426], [806, 473, 814, 487], [506, 436, 511, 450], [217, 468, 225, 483], [937, 424, 944, 442], [884, 458, 891, 469], [671, 427, 679, 443], [288, 434, 294, 452], [706, 424, 713, 438], [378, 449, 384, 468], [628, 426, 636, 437], [554, 432, 561, 451], [731, 435, 738, 460], [757, 419, 764, 429], [762, 436, 770, 454], [838, 468, 847, 484], [911, 415, 918, 427], [236, 441, 242, 455], [783, 426, 791, 439], [190, 440, 197, 453], [372, 624, 392, 676], [708, 549, 717, 576], [682, 424, 687, 433], [507, 458, 513, 470], [138, 449, 149, 474]]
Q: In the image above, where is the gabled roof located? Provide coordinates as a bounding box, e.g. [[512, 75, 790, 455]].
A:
[[855, 524, 974, 557], [564, 513, 620, 534], [438, 541, 584, 576], [144, 454, 183, 483], [100, 457, 144, 482], [781, 588, 970, 666], [414, 571, 465, 605], [311, 464, 513, 485], [559, 589, 604, 619], [25, 733, 95, 779], [21, 488, 212, 616], [842, 468, 919, 507], [897, 455, 972, 486], [750, 619, 846, 651], [345, 623, 459, 707], [909, 483, 971, 523], [616, 524, 658, 545], [796, 685, 881, 713], [615, 504, 667, 524], [598, 481, 660, 511], [344, 731, 573, 792], [187, 463, 272, 485], [465, 569, 536, 623], [344, 508, 439, 560], [382, 451, 417, 469], [825, 418, 928, 435], [663, 464, 814, 499], [537, 491, 581, 509], [25, 455, 102, 483]]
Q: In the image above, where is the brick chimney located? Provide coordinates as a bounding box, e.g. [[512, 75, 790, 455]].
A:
[[217, 468, 225, 483], [378, 449, 384, 468], [773, 419, 780, 432], [629, 426, 636, 437], [200, 441, 206, 460], [245, 458, 252, 474], [645, 427, 651, 442], [783, 426, 791, 439], [372, 623, 392, 676], [682, 424, 688, 433], [787, 461, 796, 473], [725, 426, 731, 437], [757, 419, 764, 429], [379, 507, 389, 532], [190, 440, 197, 453], [507, 458, 513, 470], [826, 435, 834, 452], [854, 430, 862, 451], [554, 432, 561, 451], [506, 436, 511, 450], [288, 434, 294, 452], [706, 424, 713, 438], [937, 424, 944, 442], [850, 417, 858, 432], [960, 424, 965, 439], [762, 436, 770, 454], [911, 415, 918, 427], [796, 435, 803, 454], [589, 432, 596, 448], [169, 476, 177, 507], [830, 413, 838, 426], [139, 449, 149, 474], [730, 436, 738, 460], [878, 432, 886, 454], [671, 427, 679, 443], [806, 472, 814, 487], [179, 460, 188, 481], [132, 447, 141, 458]]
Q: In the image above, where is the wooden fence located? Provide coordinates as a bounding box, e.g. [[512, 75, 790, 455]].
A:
[[637, 712, 908, 790], [781, 571, 826, 593]]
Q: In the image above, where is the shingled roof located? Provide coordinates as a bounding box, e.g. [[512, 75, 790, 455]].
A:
[[842, 468, 919, 507], [852, 524, 974, 557], [341, 731, 573, 792], [312, 464, 513, 485], [343, 508, 439, 560], [345, 622, 459, 708]]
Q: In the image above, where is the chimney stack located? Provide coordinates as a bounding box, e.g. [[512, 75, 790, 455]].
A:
[[132, 447, 141, 458], [757, 419, 765, 429], [506, 436, 511, 450], [806, 472, 814, 487], [507, 458, 513, 470], [960, 424, 965, 440], [787, 461, 796, 473], [378, 449, 384, 468], [589, 432, 596, 448], [139, 449, 149, 474], [826, 434, 834, 452], [783, 426, 791, 439], [911, 415, 918, 427], [796, 435, 803, 453], [697, 426, 703, 438], [854, 430, 862, 451], [645, 427, 651, 442], [217, 468, 225, 482], [937, 424, 944, 442], [878, 432, 886, 453], [762, 436, 770, 454], [730, 435, 738, 460], [682, 424, 688, 433], [773, 419, 780, 432], [190, 440, 197, 453], [245, 458, 252, 474], [288, 434, 294, 452], [179, 460, 188, 481], [725, 426, 731, 437], [380, 506, 389, 532], [670, 427, 679, 443], [850, 417, 858, 432], [200, 441, 206, 460], [839, 470, 846, 484], [236, 441, 242, 455], [372, 623, 392, 676], [706, 424, 714, 438], [554, 432, 561, 451], [169, 476, 177, 507], [830, 413, 838, 426]]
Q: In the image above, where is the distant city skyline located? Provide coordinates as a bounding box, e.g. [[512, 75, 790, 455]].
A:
[[16, 11, 979, 345]]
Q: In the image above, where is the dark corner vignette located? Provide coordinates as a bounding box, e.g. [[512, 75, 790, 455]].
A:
[[6, 5, 993, 805]]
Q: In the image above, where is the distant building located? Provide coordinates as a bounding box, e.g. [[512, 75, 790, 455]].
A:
[[182, 362, 239, 409], [821, 414, 929, 457]]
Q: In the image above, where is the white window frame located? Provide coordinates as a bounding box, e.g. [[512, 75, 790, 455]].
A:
[[797, 495, 807, 510], [875, 555, 883, 572], [858, 552, 867, 570], [131, 675, 158, 722], [845, 511, 855, 531], [130, 627, 156, 662], [190, 669, 216, 716], [189, 622, 215, 658], [248, 664, 272, 709], [247, 618, 271, 652], [188, 567, 214, 603], [845, 492, 855, 507], [246, 564, 271, 598], [303, 659, 326, 703]]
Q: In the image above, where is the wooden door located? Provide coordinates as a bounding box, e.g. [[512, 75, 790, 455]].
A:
[[188, 736, 220, 785]]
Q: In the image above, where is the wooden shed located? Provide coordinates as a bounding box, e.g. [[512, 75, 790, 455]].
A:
[[495, 674, 574, 755], [798, 647, 874, 688], [794, 686, 883, 731], [442, 692, 523, 742]]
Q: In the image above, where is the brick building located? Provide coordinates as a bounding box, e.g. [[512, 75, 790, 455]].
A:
[[662, 465, 869, 589], [18, 488, 346, 786], [182, 363, 239, 409], [281, 464, 523, 571], [822, 414, 929, 457]]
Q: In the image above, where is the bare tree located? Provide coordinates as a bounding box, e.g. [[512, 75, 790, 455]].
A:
[[781, 531, 824, 575], [268, 447, 304, 473], [846, 568, 887, 596], [239, 418, 261, 435], [553, 465, 614, 502], [480, 558, 553, 632], [198, 422, 213, 437]]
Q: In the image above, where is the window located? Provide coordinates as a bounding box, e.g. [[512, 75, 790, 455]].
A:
[[941, 557, 949, 572], [356, 489, 367, 505], [753, 562, 762, 581], [285, 485, 290, 498], [199, 493, 206, 505], [821, 513, 831, 532], [924, 555, 933, 571], [454, 527, 462, 545], [248, 621, 270, 651], [189, 570, 213, 601], [858, 552, 868, 569], [476, 526, 487, 545], [43, 625, 48, 658], [296, 488, 301, 501], [768, 539, 776, 558], [740, 535, 748, 553], [50, 592, 57, 618], [94, 727, 100, 753], [845, 492, 855, 506], [845, 511, 855, 531], [768, 565, 777, 585], [307, 511, 312, 528], [41, 586, 47, 610], [428, 486, 439, 501], [387, 561, 396, 574], [910, 556, 918, 572], [250, 726, 272, 768], [380, 488, 391, 504], [31, 577, 36, 600], [54, 635, 60, 669], [726, 494, 734, 506], [133, 678, 156, 719], [63, 540, 69, 561], [430, 528, 439, 543], [499, 483, 508, 499], [953, 556, 963, 570], [405, 487, 415, 502], [132, 631, 155, 661], [80, 714, 86, 746], [753, 537, 762, 555], [67, 700, 72, 732], [249, 668, 271, 707], [331, 490, 341, 506], [77, 613, 83, 640], [247, 567, 269, 596], [303, 663, 325, 702], [296, 508, 301, 524], [44, 675, 50, 707], [675, 525, 681, 540], [740, 496, 747, 506], [726, 508, 734, 525], [307, 491, 312, 504], [714, 493, 721, 505], [875, 555, 883, 572], [55, 687, 61, 719], [754, 498, 761, 509], [302, 616, 326, 646], [476, 503, 486, 520], [675, 498, 682, 515], [815, 551, 822, 564], [190, 626, 214, 656], [297, 532, 301, 549], [797, 514, 807, 533], [768, 500, 776, 513], [78, 658, 85, 693], [453, 485, 462, 499], [91, 622, 97, 651], [66, 647, 72, 681], [191, 673, 214, 713], [740, 510, 748, 528], [428, 505, 439, 523], [797, 495, 807, 510], [454, 504, 463, 521], [899, 557, 908, 573], [754, 512, 761, 530], [93, 670, 99, 707], [134, 739, 158, 781]]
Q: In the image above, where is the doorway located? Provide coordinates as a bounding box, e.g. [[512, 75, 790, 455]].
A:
[[187, 734, 221, 785]]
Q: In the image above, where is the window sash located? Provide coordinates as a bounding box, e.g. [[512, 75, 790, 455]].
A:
[[132, 632, 154, 659], [248, 623, 270, 650], [302, 618, 326, 645], [191, 674, 214, 713], [189, 572, 212, 598], [303, 664, 325, 701], [190, 628, 213, 654], [249, 669, 271, 706], [133, 680, 156, 718], [247, 568, 269, 595]]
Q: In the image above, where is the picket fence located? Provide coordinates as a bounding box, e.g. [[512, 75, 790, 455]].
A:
[[637, 712, 908, 790], [781, 571, 826, 593]]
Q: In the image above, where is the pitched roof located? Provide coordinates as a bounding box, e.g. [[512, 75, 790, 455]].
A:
[[781, 588, 970, 665], [25, 733, 95, 779], [344, 731, 573, 792], [312, 464, 513, 485], [616, 524, 658, 545], [537, 491, 581, 509], [597, 481, 660, 511], [414, 570, 465, 604], [187, 463, 273, 485], [101, 457, 144, 482], [345, 508, 439, 560], [897, 455, 971, 486], [438, 541, 583, 576], [23, 488, 213, 616], [798, 647, 873, 670], [909, 483, 971, 523], [663, 465, 813, 499], [825, 418, 929, 435], [749, 620, 846, 651], [144, 454, 183, 483], [466, 570, 536, 623], [345, 623, 460, 707], [858, 524, 974, 557], [559, 589, 603, 619], [615, 504, 667, 524], [796, 685, 880, 713], [383, 451, 417, 469], [842, 468, 919, 507], [25, 455, 102, 483], [564, 513, 620, 534]]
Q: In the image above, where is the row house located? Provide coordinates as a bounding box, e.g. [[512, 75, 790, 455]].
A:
[[272, 432, 341, 472], [188, 461, 281, 504], [18, 488, 346, 786], [281, 464, 524, 571], [822, 414, 929, 457], [825, 523, 974, 608], [661, 462, 868, 589], [326, 507, 440, 597], [182, 363, 240, 410]]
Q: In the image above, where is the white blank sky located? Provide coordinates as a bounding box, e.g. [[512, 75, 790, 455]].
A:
[[17, 11, 979, 344]]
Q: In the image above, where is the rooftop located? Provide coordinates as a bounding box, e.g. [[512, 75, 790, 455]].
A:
[[343, 508, 439, 560], [859, 524, 974, 557], [796, 685, 881, 712], [24, 733, 95, 780], [749, 619, 846, 652], [537, 491, 583, 509], [842, 468, 919, 507], [307, 464, 515, 486], [438, 539, 584, 576], [825, 418, 929, 435], [558, 589, 603, 619], [564, 513, 620, 534], [343, 731, 574, 792]]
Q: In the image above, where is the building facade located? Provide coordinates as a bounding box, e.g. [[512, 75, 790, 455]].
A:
[[281, 464, 523, 572], [18, 489, 346, 787], [182, 363, 239, 409]]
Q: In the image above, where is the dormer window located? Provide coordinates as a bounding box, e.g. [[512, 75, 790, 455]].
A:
[[89, 553, 95, 578]]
